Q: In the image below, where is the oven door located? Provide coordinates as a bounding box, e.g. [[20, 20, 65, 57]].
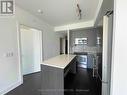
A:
[[77, 55, 87, 68]]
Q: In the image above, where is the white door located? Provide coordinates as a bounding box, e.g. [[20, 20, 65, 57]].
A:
[[102, 14, 113, 95], [20, 27, 42, 75]]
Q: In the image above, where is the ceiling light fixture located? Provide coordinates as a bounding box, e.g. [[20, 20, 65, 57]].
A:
[[37, 9, 43, 14]]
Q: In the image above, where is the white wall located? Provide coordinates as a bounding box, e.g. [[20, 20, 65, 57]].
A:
[[15, 6, 62, 60], [0, 6, 63, 94], [110, 0, 127, 95], [0, 18, 22, 95]]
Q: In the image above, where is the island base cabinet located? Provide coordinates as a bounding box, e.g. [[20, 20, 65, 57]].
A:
[[41, 65, 64, 95]]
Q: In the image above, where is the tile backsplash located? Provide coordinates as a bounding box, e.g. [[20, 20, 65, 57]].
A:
[[70, 27, 103, 53]]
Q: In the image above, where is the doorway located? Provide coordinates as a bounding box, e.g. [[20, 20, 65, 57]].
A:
[[20, 25, 43, 75], [60, 37, 66, 55]]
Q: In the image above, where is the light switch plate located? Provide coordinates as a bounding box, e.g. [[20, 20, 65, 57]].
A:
[[3, 52, 14, 57]]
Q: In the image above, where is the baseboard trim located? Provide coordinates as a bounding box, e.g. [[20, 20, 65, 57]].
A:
[[23, 70, 41, 76], [0, 80, 23, 95]]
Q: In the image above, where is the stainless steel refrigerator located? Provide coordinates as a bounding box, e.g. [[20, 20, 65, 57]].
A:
[[100, 13, 113, 95]]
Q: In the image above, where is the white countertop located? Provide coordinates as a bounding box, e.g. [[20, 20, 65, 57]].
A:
[[41, 54, 76, 69]]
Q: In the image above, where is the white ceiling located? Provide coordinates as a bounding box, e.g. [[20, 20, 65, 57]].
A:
[[16, 0, 100, 26]]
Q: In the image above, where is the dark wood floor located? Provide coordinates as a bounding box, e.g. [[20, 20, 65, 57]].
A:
[[6, 67, 101, 95], [64, 68, 101, 95]]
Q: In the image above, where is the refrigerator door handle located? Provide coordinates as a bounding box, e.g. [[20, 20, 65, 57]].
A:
[[102, 81, 108, 84], [97, 72, 108, 84]]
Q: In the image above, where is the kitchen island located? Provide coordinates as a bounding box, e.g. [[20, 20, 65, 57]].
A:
[[41, 54, 76, 95]]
